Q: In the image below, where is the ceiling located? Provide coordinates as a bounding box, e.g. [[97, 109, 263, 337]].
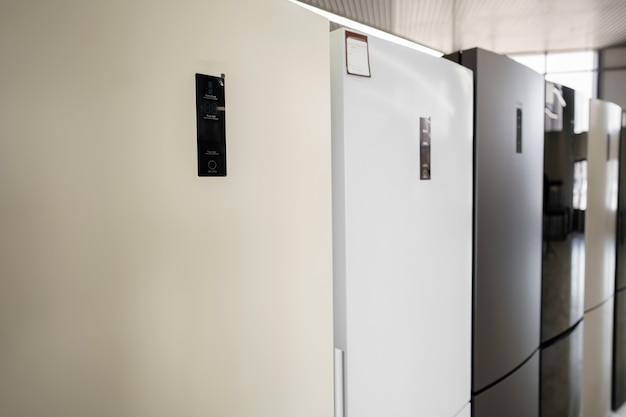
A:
[[299, 0, 626, 55]]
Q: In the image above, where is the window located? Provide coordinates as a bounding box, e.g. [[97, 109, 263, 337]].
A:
[[509, 51, 598, 99]]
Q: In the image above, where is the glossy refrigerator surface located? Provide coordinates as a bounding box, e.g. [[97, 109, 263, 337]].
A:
[[540, 83, 585, 417], [541, 323, 583, 417], [542, 85, 585, 343], [613, 111, 626, 411], [331, 29, 473, 417], [446, 48, 544, 394], [541, 236, 586, 341], [473, 353, 539, 417]]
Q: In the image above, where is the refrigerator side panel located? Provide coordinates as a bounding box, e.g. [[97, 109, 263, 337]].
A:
[[472, 48, 544, 391], [331, 30, 347, 354], [584, 99, 622, 309], [330, 31, 347, 417], [332, 29, 473, 417]]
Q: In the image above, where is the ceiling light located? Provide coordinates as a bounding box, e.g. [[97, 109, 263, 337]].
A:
[[288, 0, 444, 57]]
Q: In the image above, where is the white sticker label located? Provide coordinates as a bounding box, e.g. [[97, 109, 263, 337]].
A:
[[346, 33, 371, 77]]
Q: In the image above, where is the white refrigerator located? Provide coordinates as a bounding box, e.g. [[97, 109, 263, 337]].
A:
[[582, 98, 622, 417], [331, 28, 473, 417]]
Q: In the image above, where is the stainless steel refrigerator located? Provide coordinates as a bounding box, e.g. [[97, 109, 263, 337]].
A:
[[445, 48, 544, 417], [331, 28, 473, 417]]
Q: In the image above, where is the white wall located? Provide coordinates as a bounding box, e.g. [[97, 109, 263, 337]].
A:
[[0, 1, 334, 417]]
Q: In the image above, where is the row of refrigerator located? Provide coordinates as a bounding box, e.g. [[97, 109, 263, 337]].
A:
[[330, 27, 626, 417], [542, 86, 624, 417]]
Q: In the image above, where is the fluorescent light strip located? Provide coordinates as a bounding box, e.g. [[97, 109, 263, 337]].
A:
[[288, 0, 444, 57]]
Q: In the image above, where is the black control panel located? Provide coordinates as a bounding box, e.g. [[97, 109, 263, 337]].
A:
[[196, 73, 226, 176]]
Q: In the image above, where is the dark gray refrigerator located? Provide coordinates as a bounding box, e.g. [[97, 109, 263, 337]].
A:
[[445, 48, 544, 417]]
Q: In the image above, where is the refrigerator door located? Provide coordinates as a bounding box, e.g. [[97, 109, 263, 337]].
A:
[[331, 29, 473, 417], [540, 84, 585, 417], [541, 322, 583, 417], [542, 85, 586, 343], [446, 48, 544, 392], [473, 352, 539, 417]]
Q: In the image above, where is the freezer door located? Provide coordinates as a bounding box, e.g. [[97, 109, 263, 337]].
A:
[[541, 322, 583, 417], [541, 235, 586, 342], [473, 352, 539, 417]]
